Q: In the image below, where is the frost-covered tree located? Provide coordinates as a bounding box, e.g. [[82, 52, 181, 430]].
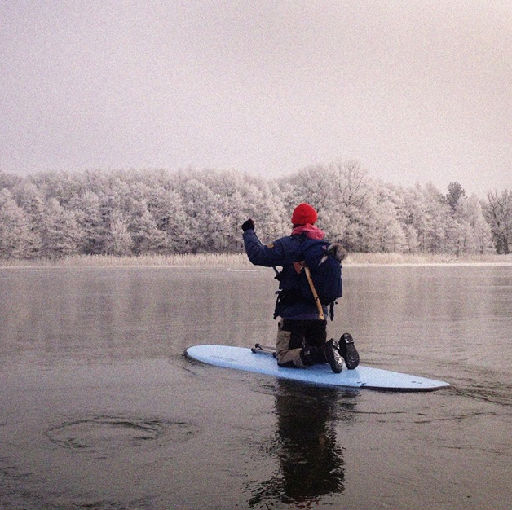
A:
[[465, 196, 493, 254], [39, 198, 81, 258], [0, 189, 36, 258], [178, 177, 229, 252], [405, 184, 451, 253], [105, 211, 132, 256], [368, 192, 407, 252], [147, 187, 190, 252], [12, 180, 45, 256], [71, 190, 106, 255], [445, 193, 492, 255], [280, 161, 372, 250], [446, 182, 466, 212], [0, 171, 22, 190], [485, 190, 512, 254], [126, 199, 167, 255], [403, 224, 419, 253], [0, 165, 507, 258], [257, 179, 289, 240]]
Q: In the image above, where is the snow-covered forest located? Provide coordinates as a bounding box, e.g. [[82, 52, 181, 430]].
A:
[[0, 161, 510, 259]]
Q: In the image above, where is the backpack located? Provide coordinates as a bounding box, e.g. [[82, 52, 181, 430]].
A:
[[298, 239, 343, 308]]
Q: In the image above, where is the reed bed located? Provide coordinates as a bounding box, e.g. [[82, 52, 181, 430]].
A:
[[1, 252, 512, 268], [345, 252, 512, 266], [0, 253, 251, 268]]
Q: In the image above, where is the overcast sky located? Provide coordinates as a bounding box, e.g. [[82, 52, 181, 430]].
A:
[[1, 0, 510, 196]]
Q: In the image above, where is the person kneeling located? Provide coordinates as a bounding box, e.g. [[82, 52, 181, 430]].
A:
[[241, 203, 359, 373]]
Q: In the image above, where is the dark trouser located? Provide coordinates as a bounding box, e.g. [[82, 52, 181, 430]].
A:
[[276, 318, 327, 367]]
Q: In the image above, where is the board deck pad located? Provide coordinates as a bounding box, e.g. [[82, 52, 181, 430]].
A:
[[185, 345, 449, 392]]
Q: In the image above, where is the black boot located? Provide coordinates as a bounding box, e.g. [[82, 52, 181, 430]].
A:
[[309, 345, 327, 364], [300, 347, 315, 367], [338, 332, 360, 369], [322, 339, 343, 373]]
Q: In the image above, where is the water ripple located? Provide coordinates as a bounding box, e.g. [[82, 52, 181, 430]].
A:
[[46, 415, 198, 453]]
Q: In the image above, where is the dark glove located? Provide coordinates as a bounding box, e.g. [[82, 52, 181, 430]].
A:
[[241, 218, 255, 232]]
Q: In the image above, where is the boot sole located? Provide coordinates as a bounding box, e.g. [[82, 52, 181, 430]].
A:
[[323, 343, 343, 373], [344, 343, 360, 369]]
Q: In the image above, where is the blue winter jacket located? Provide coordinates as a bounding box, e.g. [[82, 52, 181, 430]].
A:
[[242, 229, 328, 320]]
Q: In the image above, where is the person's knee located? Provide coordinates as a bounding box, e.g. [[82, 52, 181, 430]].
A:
[[276, 322, 291, 353], [275, 319, 307, 368]]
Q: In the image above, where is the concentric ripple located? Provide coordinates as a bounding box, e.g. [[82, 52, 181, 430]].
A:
[[46, 415, 196, 452]]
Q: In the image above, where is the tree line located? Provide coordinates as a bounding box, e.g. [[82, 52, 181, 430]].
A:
[[0, 162, 510, 259]]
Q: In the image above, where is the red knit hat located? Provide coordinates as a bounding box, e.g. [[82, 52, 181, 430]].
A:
[[291, 203, 318, 226]]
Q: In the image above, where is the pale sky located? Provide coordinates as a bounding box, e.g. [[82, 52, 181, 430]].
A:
[[1, 0, 511, 196]]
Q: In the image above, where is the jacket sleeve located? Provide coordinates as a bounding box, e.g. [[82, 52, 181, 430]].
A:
[[243, 229, 298, 267]]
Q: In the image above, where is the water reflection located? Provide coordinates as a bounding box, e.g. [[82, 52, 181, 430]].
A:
[[249, 381, 354, 507], [0, 268, 273, 362]]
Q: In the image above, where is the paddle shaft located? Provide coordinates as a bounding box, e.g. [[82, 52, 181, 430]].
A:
[[304, 266, 325, 320]]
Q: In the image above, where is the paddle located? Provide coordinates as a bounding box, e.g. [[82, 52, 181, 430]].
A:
[[303, 265, 325, 320]]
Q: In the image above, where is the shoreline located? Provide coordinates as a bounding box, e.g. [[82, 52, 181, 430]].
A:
[[1, 253, 512, 269]]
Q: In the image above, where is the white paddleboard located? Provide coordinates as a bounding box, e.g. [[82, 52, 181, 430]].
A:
[[185, 344, 449, 392]]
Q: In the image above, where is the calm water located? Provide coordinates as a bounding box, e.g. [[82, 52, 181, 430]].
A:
[[0, 265, 511, 509]]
